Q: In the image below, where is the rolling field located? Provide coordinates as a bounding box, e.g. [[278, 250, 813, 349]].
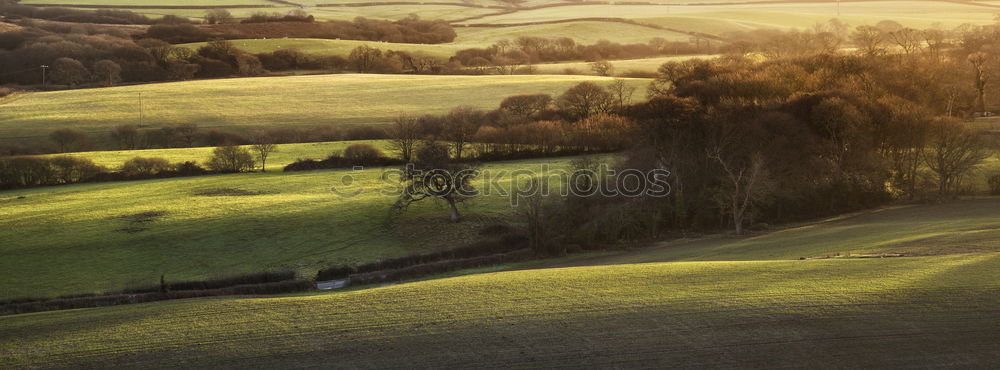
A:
[[0, 156, 580, 299], [0, 74, 648, 146], [42, 140, 392, 171], [178, 38, 468, 59], [532, 54, 717, 75], [2, 198, 999, 367]]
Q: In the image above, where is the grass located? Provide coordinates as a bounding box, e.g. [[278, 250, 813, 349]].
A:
[[178, 38, 468, 59], [0, 74, 648, 147], [0, 156, 582, 299], [43, 140, 392, 171], [532, 54, 717, 75], [1, 197, 999, 366]]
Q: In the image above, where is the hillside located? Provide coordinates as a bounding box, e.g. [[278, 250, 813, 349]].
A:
[[0, 74, 648, 147], [0, 156, 579, 299], [2, 198, 999, 367]]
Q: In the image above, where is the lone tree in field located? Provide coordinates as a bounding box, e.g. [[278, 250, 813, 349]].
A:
[[392, 142, 478, 223], [387, 115, 421, 162], [204, 8, 233, 24], [250, 132, 277, 172], [589, 60, 614, 76], [207, 145, 256, 173]]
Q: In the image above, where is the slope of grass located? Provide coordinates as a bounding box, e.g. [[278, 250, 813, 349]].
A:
[[0, 157, 578, 299], [179, 38, 467, 59], [0, 74, 648, 146], [532, 54, 716, 75], [42, 140, 392, 171], [454, 20, 694, 44], [2, 251, 998, 367]]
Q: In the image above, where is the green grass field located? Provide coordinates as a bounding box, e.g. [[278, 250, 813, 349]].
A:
[[2, 197, 999, 367], [43, 140, 391, 171], [0, 156, 581, 299], [0, 74, 648, 147], [531, 54, 717, 75], [178, 38, 468, 59]]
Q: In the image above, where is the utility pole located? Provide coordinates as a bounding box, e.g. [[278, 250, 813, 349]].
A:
[[40, 65, 48, 87]]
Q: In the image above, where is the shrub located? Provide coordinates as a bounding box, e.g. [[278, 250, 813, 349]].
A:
[[121, 157, 172, 177], [343, 143, 384, 164], [207, 145, 256, 173]]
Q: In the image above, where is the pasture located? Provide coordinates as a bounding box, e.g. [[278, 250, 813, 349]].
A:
[[0, 156, 579, 299], [0, 74, 648, 147], [42, 140, 392, 171], [2, 197, 999, 367]]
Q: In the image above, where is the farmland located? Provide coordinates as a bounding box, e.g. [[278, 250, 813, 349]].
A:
[[0, 156, 581, 299], [1, 198, 999, 367], [0, 74, 648, 146], [42, 140, 392, 171]]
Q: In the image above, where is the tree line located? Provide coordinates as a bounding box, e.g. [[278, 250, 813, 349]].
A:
[[514, 27, 1000, 256]]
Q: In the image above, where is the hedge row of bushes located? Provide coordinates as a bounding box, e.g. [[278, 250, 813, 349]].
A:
[[347, 249, 535, 286], [0, 156, 211, 190], [0, 280, 314, 315], [0, 270, 300, 306], [120, 270, 297, 294], [316, 232, 529, 280]]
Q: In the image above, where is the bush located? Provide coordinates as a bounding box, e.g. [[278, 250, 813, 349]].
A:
[[1, 279, 313, 315], [343, 143, 383, 163], [207, 145, 256, 173], [121, 157, 172, 177]]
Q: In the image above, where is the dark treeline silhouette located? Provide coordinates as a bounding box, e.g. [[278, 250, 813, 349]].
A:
[[520, 26, 1000, 255], [0, 3, 183, 25]]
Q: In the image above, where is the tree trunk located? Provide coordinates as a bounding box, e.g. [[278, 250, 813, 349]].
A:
[[446, 197, 460, 223]]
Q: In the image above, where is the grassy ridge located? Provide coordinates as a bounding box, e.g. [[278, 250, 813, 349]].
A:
[[0, 157, 578, 299], [0, 74, 648, 146]]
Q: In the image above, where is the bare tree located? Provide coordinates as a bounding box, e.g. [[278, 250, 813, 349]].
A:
[[589, 60, 614, 76], [607, 79, 636, 114], [392, 142, 478, 222], [207, 145, 256, 173], [968, 52, 990, 113], [924, 118, 990, 196], [708, 150, 772, 236], [49, 128, 89, 153], [349, 45, 382, 73], [851, 25, 885, 57], [250, 132, 277, 172], [204, 8, 233, 24], [387, 115, 420, 162], [442, 106, 483, 160]]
